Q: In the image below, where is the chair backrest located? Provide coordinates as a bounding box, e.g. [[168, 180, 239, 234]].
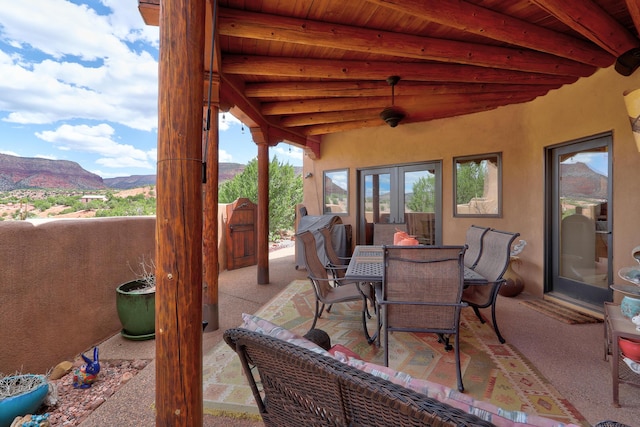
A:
[[297, 230, 333, 298], [382, 246, 466, 332], [473, 229, 520, 282], [223, 328, 494, 427], [464, 225, 490, 269], [373, 223, 407, 245], [319, 226, 347, 266]]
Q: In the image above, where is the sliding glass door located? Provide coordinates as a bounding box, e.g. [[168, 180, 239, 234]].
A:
[[547, 133, 612, 307], [358, 162, 441, 245]]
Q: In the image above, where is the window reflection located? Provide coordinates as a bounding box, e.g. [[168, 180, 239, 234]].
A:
[[323, 169, 349, 215], [454, 153, 501, 217]]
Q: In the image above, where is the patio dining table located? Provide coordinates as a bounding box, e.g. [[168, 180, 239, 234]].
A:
[[345, 245, 488, 344], [344, 245, 488, 285]]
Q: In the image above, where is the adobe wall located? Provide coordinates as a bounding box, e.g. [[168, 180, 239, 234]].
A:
[[0, 217, 155, 374], [303, 66, 640, 299]]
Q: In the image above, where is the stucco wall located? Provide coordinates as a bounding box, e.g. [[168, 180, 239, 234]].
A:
[[0, 217, 155, 374], [302, 66, 640, 299]]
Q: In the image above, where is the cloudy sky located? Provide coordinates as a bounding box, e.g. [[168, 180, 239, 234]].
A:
[[0, 0, 302, 179]]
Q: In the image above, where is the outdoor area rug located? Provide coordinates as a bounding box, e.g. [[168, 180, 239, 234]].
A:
[[203, 279, 588, 426], [521, 299, 602, 325]]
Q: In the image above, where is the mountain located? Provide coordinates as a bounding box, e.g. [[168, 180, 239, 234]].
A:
[[103, 175, 157, 189], [0, 153, 105, 191], [0, 154, 302, 191], [103, 163, 247, 189]]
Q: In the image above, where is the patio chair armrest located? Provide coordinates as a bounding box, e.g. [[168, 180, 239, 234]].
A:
[[377, 299, 468, 308]]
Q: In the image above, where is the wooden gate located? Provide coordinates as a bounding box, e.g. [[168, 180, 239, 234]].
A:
[[225, 198, 257, 270]]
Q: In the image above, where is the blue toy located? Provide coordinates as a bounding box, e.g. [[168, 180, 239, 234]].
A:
[[72, 347, 100, 388]]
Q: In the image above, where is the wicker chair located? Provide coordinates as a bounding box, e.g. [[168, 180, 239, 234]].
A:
[[462, 228, 519, 344], [379, 245, 467, 392], [297, 230, 372, 339], [223, 327, 495, 427], [463, 224, 490, 269]]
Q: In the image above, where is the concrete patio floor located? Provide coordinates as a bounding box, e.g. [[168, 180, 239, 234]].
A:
[[78, 244, 639, 426]]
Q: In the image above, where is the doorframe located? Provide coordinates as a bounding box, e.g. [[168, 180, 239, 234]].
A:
[[356, 161, 442, 245], [544, 131, 613, 306]]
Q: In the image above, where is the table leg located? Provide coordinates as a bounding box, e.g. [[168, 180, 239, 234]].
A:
[[612, 330, 620, 408]]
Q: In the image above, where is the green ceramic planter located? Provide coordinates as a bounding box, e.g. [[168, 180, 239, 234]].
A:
[[116, 280, 155, 340]]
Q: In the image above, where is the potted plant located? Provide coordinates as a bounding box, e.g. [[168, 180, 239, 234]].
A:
[[499, 239, 527, 297], [115, 256, 156, 340], [0, 373, 48, 427]]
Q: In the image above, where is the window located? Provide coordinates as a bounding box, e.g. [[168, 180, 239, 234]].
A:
[[454, 153, 501, 217], [323, 169, 349, 215]]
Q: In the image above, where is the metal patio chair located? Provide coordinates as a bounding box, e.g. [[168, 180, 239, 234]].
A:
[[462, 228, 519, 344], [297, 230, 373, 340], [463, 224, 490, 269], [379, 245, 467, 392]]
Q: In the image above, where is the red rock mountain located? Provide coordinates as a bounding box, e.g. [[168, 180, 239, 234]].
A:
[[0, 154, 251, 190], [0, 154, 301, 190], [0, 153, 105, 190]]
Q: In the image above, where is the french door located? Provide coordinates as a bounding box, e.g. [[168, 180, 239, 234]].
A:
[[547, 133, 612, 307], [358, 162, 442, 245]]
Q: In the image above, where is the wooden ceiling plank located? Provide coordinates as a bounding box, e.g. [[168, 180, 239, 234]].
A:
[[218, 7, 595, 77], [263, 89, 553, 116], [245, 81, 562, 98], [363, 0, 613, 68], [219, 75, 310, 147], [300, 95, 537, 136], [138, 0, 160, 26], [278, 87, 550, 126], [280, 108, 385, 127], [223, 55, 579, 86], [529, 0, 640, 57], [626, 0, 640, 36]]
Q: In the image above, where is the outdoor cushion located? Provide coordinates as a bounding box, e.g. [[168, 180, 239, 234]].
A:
[[239, 314, 581, 427], [345, 358, 581, 427], [240, 313, 330, 356], [328, 344, 362, 361]]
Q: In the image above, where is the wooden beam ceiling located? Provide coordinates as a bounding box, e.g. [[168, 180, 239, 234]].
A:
[[139, 0, 640, 156]]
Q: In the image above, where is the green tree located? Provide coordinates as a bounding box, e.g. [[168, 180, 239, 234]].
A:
[[219, 157, 303, 240], [407, 176, 435, 212], [456, 161, 485, 204]]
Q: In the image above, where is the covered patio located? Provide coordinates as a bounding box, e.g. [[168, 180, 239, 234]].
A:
[[134, 1, 640, 425], [77, 245, 638, 426]]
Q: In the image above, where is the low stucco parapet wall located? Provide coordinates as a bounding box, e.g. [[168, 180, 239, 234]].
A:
[[0, 217, 155, 374]]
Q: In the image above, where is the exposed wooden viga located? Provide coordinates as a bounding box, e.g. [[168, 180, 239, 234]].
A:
[[139, 0, 640, 155]]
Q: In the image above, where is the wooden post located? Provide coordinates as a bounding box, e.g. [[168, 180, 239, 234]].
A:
[[257, 141, 269, 284], [203, 102, 219, 332], [156, 0, 205, 425]]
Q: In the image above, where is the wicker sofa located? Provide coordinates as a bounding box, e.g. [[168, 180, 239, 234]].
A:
[[224, 314, 629, 427], [224, 327, 494, 427]]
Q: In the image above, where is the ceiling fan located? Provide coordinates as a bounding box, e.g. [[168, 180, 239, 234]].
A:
[[380, 76, 405, 128]]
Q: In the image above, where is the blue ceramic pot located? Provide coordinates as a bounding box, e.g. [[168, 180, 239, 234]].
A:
[[0, 375, 48, 427], [620, 296, 640, 319]]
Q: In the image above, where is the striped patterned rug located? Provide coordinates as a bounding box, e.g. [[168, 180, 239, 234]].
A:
[[521, 299, 603, 324], [203, 280, 588, 426]]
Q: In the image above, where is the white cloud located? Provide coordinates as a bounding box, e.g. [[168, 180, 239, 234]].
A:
[[219, 112, 241, 131], [35, 123, 155, 169], [271, 144, 304, 165], [0, 0, 159, 131], [34, 154, 58, 160], [219, 149, 233, 162]]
